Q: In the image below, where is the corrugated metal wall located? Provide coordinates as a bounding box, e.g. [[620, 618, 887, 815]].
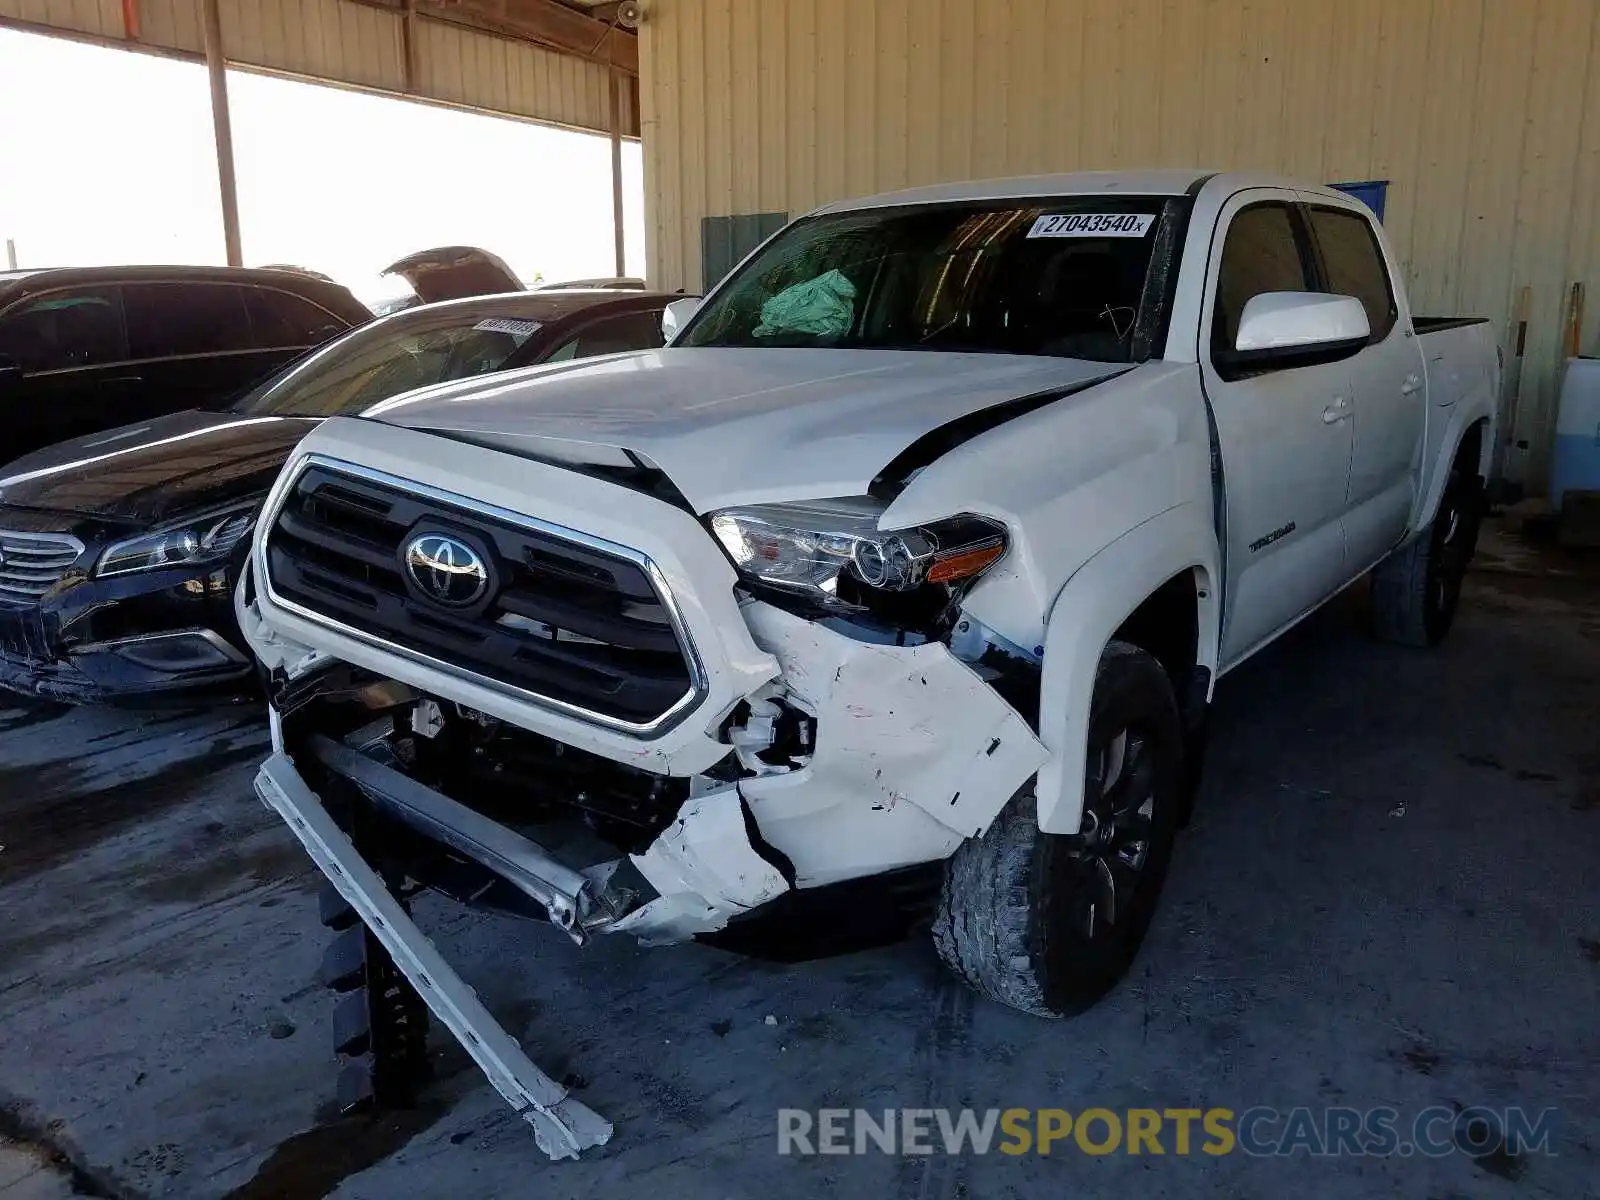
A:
[[640, 0, 1600, 488], [0, 0, 639, 136]]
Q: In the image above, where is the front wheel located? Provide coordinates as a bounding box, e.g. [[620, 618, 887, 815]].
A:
[[932, 641, 1184, 1017]]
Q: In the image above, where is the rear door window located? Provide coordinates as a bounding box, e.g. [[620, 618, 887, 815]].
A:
[[1305, 205, 1397, 341], [0, 288, 128, 372], [542, 310, 665, 361], [244, 287, 349, 348], [1211, 202, 1316, 356], [123, 282, 254, 360]]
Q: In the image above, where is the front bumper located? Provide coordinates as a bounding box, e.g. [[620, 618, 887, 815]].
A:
[[0, 564, 254, 705], [254, 750, 614, 1160], [267, 726, 792, 944]]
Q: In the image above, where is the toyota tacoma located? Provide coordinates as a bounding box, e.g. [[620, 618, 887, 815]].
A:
[[237, 171, 1500, 1157]]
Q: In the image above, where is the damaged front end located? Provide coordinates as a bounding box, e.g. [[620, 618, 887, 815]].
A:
[[251, 591, 1047, 941], [238, 431, 1048, 1156]]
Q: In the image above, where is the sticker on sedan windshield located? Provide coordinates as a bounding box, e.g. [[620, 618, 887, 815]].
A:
[[1026, 213, 1155, 238], [473, 317, 542, 336]]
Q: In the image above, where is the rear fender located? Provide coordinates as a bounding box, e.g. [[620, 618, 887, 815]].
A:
[[1413, 398, 1495, 538], [1034, 503, 1220, 835]]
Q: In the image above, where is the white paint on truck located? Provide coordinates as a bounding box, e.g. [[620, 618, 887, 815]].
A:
[[238, 169, 1500, 1152]]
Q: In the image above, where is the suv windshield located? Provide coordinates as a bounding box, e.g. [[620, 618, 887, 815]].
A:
[[679, 196, 1186, 363], [232, 311, 546, 418]]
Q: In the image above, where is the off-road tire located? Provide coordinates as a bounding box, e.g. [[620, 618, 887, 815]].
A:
[[1371, 460, 1483, 647], [932, 641, 1184, 1017]]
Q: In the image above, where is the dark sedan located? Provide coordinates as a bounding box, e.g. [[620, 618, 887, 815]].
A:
[[0, 288, 683, 705]]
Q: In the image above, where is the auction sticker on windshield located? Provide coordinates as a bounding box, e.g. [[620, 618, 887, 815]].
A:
[[473, 317, 541, 337], [1027, 213, 1154, 238]]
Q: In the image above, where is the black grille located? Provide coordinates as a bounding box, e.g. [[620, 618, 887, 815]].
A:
[[264, 465, 695, 727]]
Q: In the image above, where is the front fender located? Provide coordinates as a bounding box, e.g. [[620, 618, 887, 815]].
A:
[[1034, 502, 1221, 835]]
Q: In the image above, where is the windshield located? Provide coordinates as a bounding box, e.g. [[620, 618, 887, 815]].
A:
[[232, 311, 547, 418], [679, 196, 1185, 363]]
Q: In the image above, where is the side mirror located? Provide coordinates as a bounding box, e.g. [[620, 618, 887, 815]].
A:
[[1226, 292, 1370, 371], [0, 355, 20, 390], [660, 297, 701, 343]]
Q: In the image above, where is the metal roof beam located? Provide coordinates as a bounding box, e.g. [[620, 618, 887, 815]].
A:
[[374, 0, 639, 74]]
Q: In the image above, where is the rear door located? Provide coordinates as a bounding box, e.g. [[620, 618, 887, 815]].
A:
[[1301, 198, 1426, 570], [122, 281, 262, 415], [244, 285, 352, 354], [0, 284, 139, 459], [1199, 191, 1357, 666]]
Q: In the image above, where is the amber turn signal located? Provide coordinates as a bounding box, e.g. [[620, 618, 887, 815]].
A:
[[926, 539, 1006, 584]]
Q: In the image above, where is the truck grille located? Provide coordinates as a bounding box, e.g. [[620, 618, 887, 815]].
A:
[[0, 531, 84, 603], [262, 463, 699, 731]]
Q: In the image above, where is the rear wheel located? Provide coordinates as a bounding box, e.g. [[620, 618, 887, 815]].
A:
[[1371, 458, 1483, 647], [932, 641, 1184, 1017]]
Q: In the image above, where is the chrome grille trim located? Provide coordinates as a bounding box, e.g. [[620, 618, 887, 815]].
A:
[[0, 531, 84, 601], [257, 456, 709, 739]]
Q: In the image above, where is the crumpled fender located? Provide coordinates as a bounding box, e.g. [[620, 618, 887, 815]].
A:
[[739, 602, 1049, 888], [1034, 502, 1221, 835]]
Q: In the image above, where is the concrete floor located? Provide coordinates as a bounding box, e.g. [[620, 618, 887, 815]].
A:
[[0, 520, 1595, 1199]]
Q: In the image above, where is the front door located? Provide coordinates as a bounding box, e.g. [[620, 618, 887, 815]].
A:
[[1199, 192, 1357, 667]]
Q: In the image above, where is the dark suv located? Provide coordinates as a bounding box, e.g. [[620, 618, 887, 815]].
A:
[[0, 265, 371, 460]]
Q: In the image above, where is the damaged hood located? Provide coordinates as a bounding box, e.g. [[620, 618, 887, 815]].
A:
[[360, 348, 1129, 512]]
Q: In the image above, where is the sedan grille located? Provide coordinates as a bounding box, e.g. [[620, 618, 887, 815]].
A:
[[262, 464, 699, 732], [0, 531, 84, 603]]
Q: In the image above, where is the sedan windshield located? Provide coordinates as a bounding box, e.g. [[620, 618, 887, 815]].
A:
[[232, 311, 547, 418], [679, 196, 1185, 363]]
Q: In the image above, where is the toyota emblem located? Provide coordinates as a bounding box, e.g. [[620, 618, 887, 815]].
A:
[[404, 533, 490, 607]]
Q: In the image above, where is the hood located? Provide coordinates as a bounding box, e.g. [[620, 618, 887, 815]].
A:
[[382, 246, 523, 303], [0, 410, 317, 526], [361, 348, 1129, 512]]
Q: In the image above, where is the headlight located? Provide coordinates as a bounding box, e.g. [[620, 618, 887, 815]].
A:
[[708, 498, 1006, 614], [97, 505, 257, 577]]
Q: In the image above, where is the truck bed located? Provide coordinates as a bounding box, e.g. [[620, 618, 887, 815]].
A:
[[1413, 315, 1491, 336]]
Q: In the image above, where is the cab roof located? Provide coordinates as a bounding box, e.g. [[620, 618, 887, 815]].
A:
[[810, 170, 1356, 215]]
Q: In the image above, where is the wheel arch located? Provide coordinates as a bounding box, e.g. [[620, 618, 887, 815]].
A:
[[1034, 503, 1221, 835], [1414, 406, 1494, 538]]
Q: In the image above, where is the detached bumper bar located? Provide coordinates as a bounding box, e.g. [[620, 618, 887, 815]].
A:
[[255, 752, 614, 1160], [306, 735, 632, 938]]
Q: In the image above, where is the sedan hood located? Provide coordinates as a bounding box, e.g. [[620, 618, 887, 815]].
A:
[[0, 410, 317, 526], [361, 348, 1129, 512]]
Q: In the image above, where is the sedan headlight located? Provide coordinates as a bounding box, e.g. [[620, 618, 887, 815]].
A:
[[97, 505, 257, 578], [708, 498, 1006, 614]]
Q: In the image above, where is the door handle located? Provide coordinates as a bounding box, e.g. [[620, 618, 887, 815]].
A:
[[102, 375, 143, 386], [1322, 397, 1353, 425], [1400, 373, 1423, 395]]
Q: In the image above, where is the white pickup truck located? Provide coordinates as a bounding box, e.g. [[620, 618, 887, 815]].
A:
[[238, 170, 1500, 1156]]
